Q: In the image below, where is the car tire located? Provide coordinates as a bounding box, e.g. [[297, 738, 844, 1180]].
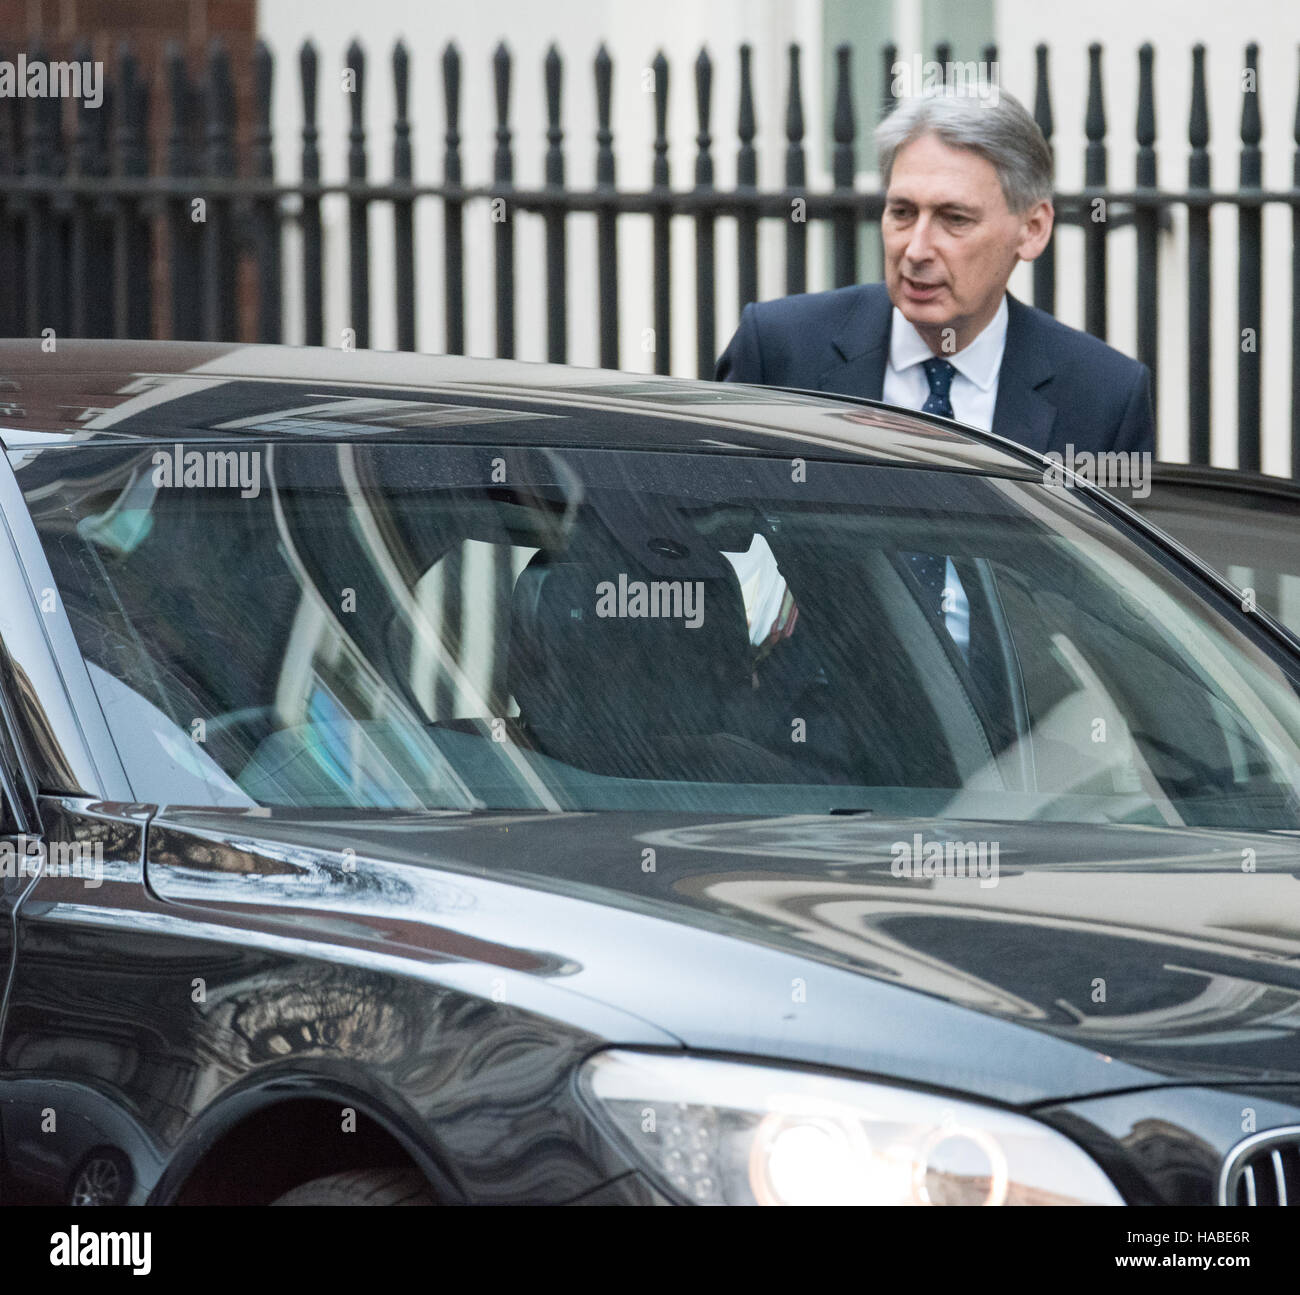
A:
[[270, 1168, 435, 1206], [69, 1148, 133, 1206]]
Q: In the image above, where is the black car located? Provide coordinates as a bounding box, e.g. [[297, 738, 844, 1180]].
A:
[[2, 340, 1300, 1207], [1124, 463, 1300, 644]]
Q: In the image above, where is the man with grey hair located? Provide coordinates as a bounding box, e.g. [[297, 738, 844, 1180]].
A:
[[715, 86, 1153, 655], [716, 87, 1155, 458]]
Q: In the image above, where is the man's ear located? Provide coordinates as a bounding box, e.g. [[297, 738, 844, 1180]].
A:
[[1015, 200, 1054, 263]]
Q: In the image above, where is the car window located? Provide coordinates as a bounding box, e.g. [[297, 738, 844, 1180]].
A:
[[1127, 480, 1300, 635], [15, 441, 1300, 828]]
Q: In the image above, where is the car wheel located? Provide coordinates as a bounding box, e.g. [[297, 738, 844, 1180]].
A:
[[270, 1168, 435, 1206], [69, 1149, 132, 1205]]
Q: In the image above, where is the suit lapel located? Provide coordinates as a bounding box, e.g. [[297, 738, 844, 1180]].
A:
[[815, 283, 892, 399], [991, 293, 1058, 454], [813, 286, 1059, 454]]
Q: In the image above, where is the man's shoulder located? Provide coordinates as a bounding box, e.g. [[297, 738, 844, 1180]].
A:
[[1009, 295, 1147, 385], [1005, 295, 1154, 452], [748, 282, 885, 328], [719, 284, 887, 386]]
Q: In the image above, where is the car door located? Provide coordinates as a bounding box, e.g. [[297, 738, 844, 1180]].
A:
[[1118, 465, 1300, 639], [0, 453, 62, 1044], [0, 787, 39, 1044], [0, 601, 60, 1199], [0, 788, 42, 1199]]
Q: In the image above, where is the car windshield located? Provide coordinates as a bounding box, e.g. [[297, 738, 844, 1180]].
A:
[[16, 439, 1300, 827]]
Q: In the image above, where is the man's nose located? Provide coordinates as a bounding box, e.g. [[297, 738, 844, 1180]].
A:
[[903, 214, 936, 263]]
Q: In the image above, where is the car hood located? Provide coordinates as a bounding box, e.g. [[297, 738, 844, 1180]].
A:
[[144, 808, 1300, 1102]]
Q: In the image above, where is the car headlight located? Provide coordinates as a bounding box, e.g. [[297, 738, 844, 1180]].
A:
[[578, 1050, 1123, 1206]]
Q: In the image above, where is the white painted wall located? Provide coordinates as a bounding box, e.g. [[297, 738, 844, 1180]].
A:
[[260, 0, 821, 379], [995, 0, 1297, 471]]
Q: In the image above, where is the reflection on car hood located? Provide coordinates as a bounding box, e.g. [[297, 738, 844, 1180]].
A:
[[146, 808, 1300, 1101]]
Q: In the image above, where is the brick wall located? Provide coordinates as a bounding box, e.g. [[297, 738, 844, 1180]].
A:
[[0, 0, 258, 338]]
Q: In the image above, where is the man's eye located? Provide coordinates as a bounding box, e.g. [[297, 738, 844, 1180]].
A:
[[946, 214, 972, 227], [887, 207, 913, 220]]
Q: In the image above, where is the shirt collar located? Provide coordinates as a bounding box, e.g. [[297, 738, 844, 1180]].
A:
[[888, 294, 1009, 392]]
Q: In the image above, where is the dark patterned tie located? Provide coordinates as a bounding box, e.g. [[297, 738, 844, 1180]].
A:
[[906, 550, 947, 616], [907, 357, 957, 619], [921, 356, 956, 418]]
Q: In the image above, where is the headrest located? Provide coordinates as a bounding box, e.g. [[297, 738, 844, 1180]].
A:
[[508, 534, 753, 772]]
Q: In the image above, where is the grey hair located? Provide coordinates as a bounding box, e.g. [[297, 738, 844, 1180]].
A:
[[875, 88, 1053, 212]]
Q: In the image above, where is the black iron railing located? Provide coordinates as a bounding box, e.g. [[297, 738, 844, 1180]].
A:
[[0, 38, 1297, 470]]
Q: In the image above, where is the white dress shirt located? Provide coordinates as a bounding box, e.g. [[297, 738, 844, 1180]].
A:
[[882, 295, 1009, 658], [882, 294, 1008, 434], [724, 296, 1009, 665]]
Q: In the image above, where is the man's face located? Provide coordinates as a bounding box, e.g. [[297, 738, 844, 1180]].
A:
[[882, 133, 1052, 348]]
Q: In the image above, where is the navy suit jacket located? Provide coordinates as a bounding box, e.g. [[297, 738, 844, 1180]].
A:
[[715, 282, 1155, 457]]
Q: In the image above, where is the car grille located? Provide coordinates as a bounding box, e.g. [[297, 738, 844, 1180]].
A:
[[1219, 1129, 1300, 1205]]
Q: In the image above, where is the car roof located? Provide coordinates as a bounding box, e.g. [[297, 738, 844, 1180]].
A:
[[1142, 461, 1300, 506], [0, 339, 1041, 477]]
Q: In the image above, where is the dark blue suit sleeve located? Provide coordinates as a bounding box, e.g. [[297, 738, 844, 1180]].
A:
[[715, 302, 765, 383], [1115, 364, 1156, 456]]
